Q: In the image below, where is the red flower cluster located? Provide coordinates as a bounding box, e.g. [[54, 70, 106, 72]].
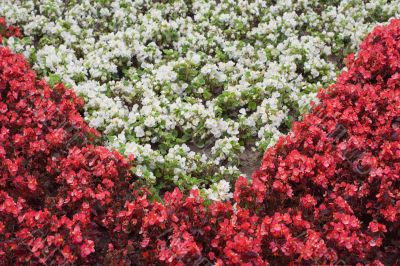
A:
[[0, 17, 21, 44], [0, 23, 133, 264], [1, 18, 399, 265]]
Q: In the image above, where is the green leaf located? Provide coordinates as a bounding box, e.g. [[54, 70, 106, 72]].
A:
[[248, 101, 257, 110], [48, 74, 61, 87]]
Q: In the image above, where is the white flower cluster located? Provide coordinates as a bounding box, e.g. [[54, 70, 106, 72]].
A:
[[204, 180, 233, 202], [1, 0, 399, 200]]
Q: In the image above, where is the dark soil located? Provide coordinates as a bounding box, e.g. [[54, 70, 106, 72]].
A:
[[238, 146, 263, 178], [188, 139, 263, 179]]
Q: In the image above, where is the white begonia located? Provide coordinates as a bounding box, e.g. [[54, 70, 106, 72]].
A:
[[205, 179, 233, 201], [134, 126, 145, 138], [144, 116, 156, 128], [156, 65, 177, 82], [1, 0, 399, 199], [191, 53, 201, 65]]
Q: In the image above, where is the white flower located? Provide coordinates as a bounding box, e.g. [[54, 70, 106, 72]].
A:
[[144, 116, 156, 128], [156, 65, 177, 82], [134, 126, 145, 138], [205, 180, 233, 201]]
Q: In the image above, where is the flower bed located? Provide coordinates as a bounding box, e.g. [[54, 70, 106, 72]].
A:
[[1, 1, 399, 197], [1, 17, 399, 265]]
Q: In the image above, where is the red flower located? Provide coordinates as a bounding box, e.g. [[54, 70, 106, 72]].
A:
[[80, 240, 95, 258]]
